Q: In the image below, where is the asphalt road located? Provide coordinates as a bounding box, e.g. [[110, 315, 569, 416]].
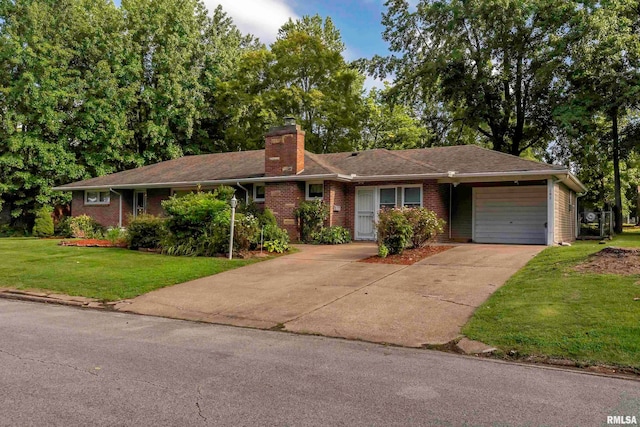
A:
[[0, 300, 638, 427]]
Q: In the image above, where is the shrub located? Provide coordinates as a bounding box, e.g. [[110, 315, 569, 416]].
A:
[[259, 222, 290, 253], [262, 223, 290, 244], [127, 215, 166, 250], [378, 243, 389, 258], [32, 207, 54, 237], [403, 208, 446, 248], [376, 208, 412, 255], [0, 224, 28, 237], [233, 213, 260, 253], [161, 189, 261, 256], [162, 191, 229, 244], [295, 200, 328, 243], [70, 215, 104, 239], [54, 216, 73, 238], [105, 227, 128, 245], [264, 239, 289, 253], [259, 208, 278, 228], [311, 226, 351, 245]]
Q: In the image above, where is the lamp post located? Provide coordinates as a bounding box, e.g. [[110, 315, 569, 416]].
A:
[[228, 195, 238, 260]]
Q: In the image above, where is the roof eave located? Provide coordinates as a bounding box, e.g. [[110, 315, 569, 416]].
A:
[[52, 173, 352, 191]]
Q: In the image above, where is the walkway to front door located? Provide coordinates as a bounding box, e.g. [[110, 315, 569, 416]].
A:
[[119, 243, 544, 347]]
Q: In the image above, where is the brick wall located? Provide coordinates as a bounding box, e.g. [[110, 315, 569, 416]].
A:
[[71, 190, 134, 228], [265, 125, 305, 177], [323, 181, 346, 228], [265, 181, 305, 241], [341, 180, 450, 242], [72, 188, 171, 228], [146, 188, 171, 217]]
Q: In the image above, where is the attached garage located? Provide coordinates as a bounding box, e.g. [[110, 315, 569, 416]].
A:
[[472, 186, 547, 245]]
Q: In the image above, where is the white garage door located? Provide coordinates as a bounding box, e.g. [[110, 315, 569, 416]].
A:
[[473, 186, 547, 244]]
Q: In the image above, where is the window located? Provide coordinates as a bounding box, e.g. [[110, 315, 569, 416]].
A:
[[306, 182, 324, 200], [253, 184, 265, 202], [85, 190, 110, 205], [403, 186, 422, 208], [379, 187, 396, 209]]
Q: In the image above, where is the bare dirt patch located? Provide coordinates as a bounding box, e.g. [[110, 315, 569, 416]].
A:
[[574, 247, 640, 275], [359, 245, 454, 265], [60, 239, 127, 248]]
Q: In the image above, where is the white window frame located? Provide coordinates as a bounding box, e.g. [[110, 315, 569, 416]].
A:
[[401, 184, 423, 208], [84, 190, 110, 205], [378, 185, 398, 210], [306, 181, 324, 200], [253, 184, 266, 202]]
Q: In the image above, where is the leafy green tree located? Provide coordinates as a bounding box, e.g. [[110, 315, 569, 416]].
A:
[[374, 0, 577, 156], [359, 87, 430, 150], [0, 0, 86, 223], [190, 5, 263, 154], [120, 0, 208, 163], [556, 0, 640, 232], [267, 15, 366, 153]]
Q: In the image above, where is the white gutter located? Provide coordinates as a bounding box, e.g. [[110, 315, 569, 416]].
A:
[[55, 169, 587, 193], [53, 173, 352, 191], [109, 188, 123, 228]]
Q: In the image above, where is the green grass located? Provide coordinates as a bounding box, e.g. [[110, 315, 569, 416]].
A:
[[463, 231, 640, 368], [0, 238, 269, 301]]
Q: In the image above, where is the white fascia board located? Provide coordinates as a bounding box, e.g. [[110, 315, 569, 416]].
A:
[[350, 173, 449, 182]]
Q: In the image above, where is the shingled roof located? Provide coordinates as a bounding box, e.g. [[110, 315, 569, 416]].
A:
[[55, 144, 570, 190]]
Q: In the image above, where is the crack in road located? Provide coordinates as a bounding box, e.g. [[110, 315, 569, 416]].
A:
[[421, 295, 476, 308], [0, 347, 99, 376], [196, 385, 208, 423]]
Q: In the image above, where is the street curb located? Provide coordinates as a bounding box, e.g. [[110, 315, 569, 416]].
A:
[[0, 290, 106, 309]]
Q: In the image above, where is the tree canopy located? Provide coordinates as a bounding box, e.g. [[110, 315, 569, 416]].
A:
[[2, 0, 640, 228]]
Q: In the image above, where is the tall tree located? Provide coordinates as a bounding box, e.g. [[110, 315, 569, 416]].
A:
[[0, 0, 123, 223], [190, 5, 262, 154], [268, 15, 365, 153], [557, 0, 640, 233], [121, 0, 207, 163], [359, 87, 430, 150], [373, 0, 577, 156]]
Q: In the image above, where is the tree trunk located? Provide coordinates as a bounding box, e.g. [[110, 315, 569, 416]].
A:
[[612, 109, 623, 234]]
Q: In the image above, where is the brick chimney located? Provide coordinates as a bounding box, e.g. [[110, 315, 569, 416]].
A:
[[265, 117, 305, 176]]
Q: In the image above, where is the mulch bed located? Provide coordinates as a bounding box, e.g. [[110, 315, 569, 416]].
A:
[[59, 239, 127, 248], [359, 245, 454, 265], [574, 247, 640, 275]]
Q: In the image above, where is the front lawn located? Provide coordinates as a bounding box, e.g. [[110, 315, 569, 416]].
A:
[[463, 232, 640, 369], [0, 238, 268, 301]]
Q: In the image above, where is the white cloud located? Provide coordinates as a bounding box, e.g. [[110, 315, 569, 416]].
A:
[[206, 0, 299, 45]]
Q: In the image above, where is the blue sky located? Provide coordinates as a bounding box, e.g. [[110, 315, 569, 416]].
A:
[[113, 0, 391, 60]]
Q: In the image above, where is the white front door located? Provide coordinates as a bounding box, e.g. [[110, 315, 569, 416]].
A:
[[355, 188, 376, 240]]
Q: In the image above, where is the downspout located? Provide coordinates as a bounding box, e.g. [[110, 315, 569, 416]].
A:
[[236, 182, 249, 204], [109, 188, 123, 228]]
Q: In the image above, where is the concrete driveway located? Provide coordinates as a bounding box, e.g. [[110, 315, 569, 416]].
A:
[[120, 243, 544, 347]]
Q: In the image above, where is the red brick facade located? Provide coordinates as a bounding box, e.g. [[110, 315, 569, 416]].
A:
[[71, 188, 170, 228], [265, 181, 305, 240], [338, 180, 450, 242], [323, 181, 347, 228], [72, 190, 134, 227], [265, 125, 305, 177]]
